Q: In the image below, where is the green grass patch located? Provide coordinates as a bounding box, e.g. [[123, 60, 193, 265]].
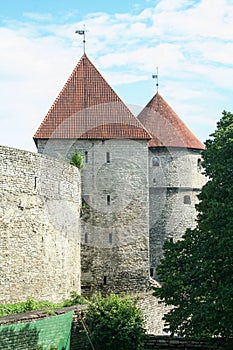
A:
[[0, 292, 87, 317]]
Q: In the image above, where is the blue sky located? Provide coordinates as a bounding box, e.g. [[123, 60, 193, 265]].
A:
[[0, 0, 233, 151]]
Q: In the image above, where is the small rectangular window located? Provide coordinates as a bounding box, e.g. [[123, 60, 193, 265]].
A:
[[85, 151, 88, 163], [150, 268, 154, 277], [84, 233, 88, 243], [109, 233, 112, 244], [107, 195, 111, 205], [34, 176, 37, 190], [103, 276, 107, 285], [106, 152, 110, 163], [184, 195, 191, 205]]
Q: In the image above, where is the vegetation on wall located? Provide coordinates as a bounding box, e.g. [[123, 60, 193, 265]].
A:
[[0, 292, 86, 316], [84, 293, 146, 350], [69, 149, 84, 169], [154, 111, 233, 340]]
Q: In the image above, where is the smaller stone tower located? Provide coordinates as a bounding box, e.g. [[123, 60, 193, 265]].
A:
[[138, 93, 206, 278]]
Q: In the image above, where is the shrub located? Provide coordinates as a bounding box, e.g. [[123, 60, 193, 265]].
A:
[[70, 150, 84, 169], [85, 293, 145, 350]]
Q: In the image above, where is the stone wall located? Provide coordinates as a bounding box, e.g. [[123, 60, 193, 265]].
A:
[[148, 147, 206, 277], [37, 138, 150, 294], [0, 145, 81, 303]]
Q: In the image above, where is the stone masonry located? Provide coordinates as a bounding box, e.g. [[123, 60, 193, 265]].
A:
[[0, 145, 81, 303]]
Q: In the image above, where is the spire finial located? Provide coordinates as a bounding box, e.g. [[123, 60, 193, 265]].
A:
[[75, 24, 87, 54], [152, 67, 159, 93]]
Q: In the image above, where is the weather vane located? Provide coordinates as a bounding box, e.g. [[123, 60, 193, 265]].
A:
[[75, 24, 87, 54], [152, 67, 159, 93]]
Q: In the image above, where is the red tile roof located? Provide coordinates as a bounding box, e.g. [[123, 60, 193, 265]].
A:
[[34, 54, 150, 141], [137, 93, 204, 149]]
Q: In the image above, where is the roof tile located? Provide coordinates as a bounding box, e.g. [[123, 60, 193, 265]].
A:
[[137, 93, 204, 149], [34, 54, 150, 141]]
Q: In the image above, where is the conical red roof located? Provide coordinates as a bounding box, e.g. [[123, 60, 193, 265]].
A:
[[137, 92, 204, 149], [34, 54, 150, 141]]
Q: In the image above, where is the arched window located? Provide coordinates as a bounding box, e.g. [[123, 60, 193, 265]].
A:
[[152, 156, 160, 167], [184, 195, 191, 205]]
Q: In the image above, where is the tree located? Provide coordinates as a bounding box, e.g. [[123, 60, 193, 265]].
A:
[[84, 293, 145, 350], [153, 111, 233, 340], [70, 149, 84, 169]]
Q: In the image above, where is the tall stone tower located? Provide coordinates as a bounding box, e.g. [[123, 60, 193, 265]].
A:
[[34, 54, 151, 295], [138, 92, 206, 278]]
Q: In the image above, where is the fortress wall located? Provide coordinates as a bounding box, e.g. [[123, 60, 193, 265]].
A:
[[0, 145, 81, 303]]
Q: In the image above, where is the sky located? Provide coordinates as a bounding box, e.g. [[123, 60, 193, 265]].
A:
[[0, 0, 233, 152]]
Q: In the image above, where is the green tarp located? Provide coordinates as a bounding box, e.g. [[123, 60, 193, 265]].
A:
[[0, 311, 74, 350]]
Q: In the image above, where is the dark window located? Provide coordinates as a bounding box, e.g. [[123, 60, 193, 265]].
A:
[[85, 151, 88, 163], [107, 195, 111, 205], [84, 233, 88, 243], [106, 152, 110, 163], [109, 233, 112, 244], [197, 158, 202, 170], [150, 268, 154, 277], [102, 140, 105, 144], [153, 178, 156, 183], [184, 195, 191, 204], [152, 156, 160, 167], [103, 276, 107, 285], [34, 176, 37, 190]]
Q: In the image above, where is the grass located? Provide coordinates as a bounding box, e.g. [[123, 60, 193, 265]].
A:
[[0, 292, 87, 317]]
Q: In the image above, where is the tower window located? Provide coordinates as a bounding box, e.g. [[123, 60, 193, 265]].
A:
[[109, 233, 112, 244], [107, 195, 111, 205], [85, 151, 88, 163], [152, 156, 160, 167], [150, 268, 154, 277], [106, 152, 110, 163], [84, 233, 88, 243], [103, 276, 107, 285], [184, 195, 191, 205], [197, 158, 202, 171]]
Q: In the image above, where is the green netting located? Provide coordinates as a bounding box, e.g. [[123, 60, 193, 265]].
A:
[[0, 311, 74, 350]]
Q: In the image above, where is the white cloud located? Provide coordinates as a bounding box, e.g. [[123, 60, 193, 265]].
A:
[[0, 0, 233, 151]]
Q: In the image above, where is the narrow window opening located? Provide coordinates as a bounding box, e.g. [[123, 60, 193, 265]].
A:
[[84, 233, 88, 243], [106, 152, 110, 163], [184, 195, 191, 205], [34, 176, 37, 190], [84, 151, 88, 163], [197, 158, 202, 171], [107, 195, 111, 205], [150, 268, 154, 277], [103, 276, 107, 285], [152, 156, 160, 167], [169, 237, 174, 243], [153, 178, 156, 183], [109, 233, 112, 244]]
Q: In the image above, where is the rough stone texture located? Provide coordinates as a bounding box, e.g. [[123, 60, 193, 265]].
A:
[[148, 147, 206, 278], [37, 138, 150, 294], [137, 291, 171, 335], [0, 145, 81, 303]]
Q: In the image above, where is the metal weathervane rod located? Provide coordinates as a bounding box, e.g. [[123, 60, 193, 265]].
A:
[[152, 67, 159, 93], [75, 24, 87, 54]]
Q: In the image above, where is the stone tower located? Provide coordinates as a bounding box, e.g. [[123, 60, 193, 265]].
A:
[[138, 92, 206, 278], [34, 54, 151, 295]]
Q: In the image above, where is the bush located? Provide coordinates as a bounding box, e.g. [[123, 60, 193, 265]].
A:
[[85, 293, 145, 350], [70, 150, 84, 169]]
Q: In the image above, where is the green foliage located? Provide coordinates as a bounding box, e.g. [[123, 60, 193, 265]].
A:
[[85, 293, 146, 350], [70, 149, 84, 169], [0, 292, 87, 316], [154, 111, 233, 340]]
